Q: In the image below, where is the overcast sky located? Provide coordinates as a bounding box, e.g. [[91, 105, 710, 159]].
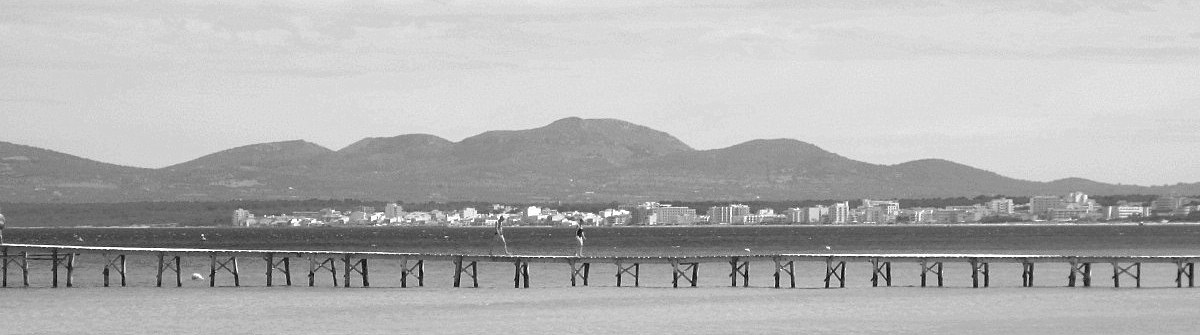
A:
[[2, 0, 1198, 185]]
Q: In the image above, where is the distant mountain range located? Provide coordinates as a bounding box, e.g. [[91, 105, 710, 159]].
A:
[[2, 117, 1198, 203]]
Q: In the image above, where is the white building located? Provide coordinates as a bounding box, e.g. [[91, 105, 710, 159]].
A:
[[829, 202, 850, 224], [461, 207, 479, 220], [232, 208, 252, 226], [384, 203, 403, 219], [987, 198, 1015, 215]]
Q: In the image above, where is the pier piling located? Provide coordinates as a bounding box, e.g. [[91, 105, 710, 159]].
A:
[[102, 254, 127, 287], [1021, 261, 1035, 287], [1111, 262, 1141, 288], [729, 257, 749, 287], [264, 253, 291, 287], [513, 259, 530, 288], [773, 258, 795, 288], [341, 254, 369, 288], [969, 258, 989, 288], [670, 259, 698, 288], [824, 258, 846, 288], [615, 261, 639, 287], [400, 258, 424, 288], [453, 256, 478, 288], [155, 252, 181, 287], [209, 254, 241, 287], [1068, 260, 1092, 287], [568, 260, 590, 287], [919, 260, 944, 287], [870, 258, 892, 287], [307, 256, 338, 287], [1175, 260, 1194, 288]]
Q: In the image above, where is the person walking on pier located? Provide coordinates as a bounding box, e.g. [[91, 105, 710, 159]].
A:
[[493, 215, 511, 256], [0, 206, 6, 245], [574, 218, 587, 257]]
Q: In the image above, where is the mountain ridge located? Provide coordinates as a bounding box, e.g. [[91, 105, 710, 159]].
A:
[[2, 118, 1198, 203]]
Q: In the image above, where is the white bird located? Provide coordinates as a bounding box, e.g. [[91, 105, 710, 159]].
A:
[[191, 273, 204, 281], [824, 246, 831, 250], [200, 234, 207, 241], [73, 234, 84, 242], [744, 248, 752, 252]]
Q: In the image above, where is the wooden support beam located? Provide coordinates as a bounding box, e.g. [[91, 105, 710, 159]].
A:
[[307, 256, 338, 287], [21, 251, 29, 287], [1111, 262, 1141, 288], [0, 248, 29, 288], [670, 259, 698, 288], [453, 257, 463, 288], [918, 260, 944, 287], [155, 253, 182, 288], [64, 252, 75, 288], [453, 257, 478, 288], [468, 261, 478, 288], [174, 256, 182, 287], [1176, 261, 1194, 288], [1, 247, 7, 288], [360, 258, 369, 287], [343, 254, 369, 288], [512, 259, 530, 288], [615, 262, 639, 287], [569, 260, 590, 287], [51, 249, 59, 288], [1022, 261, 1036, 287], [209, 254, 241, 287], [282, 257, 292, 286], [155, 253, 163, 287], [400, 258, 424, 288], [729, 257, 750, 287], [102, 254, 127, 287], [264, 253, 291, 287], [969, 258, 989, 288], [265, 253, 273, 287], [870, 258, 892, 287], [1068, 261, 1092, 287], [773, 258, 795, 289], [824, 257, 845, 288]]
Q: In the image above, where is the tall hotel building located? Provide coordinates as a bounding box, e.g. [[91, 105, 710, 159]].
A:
[[829, 202, 850, 224], [708, 204, 751, 224]]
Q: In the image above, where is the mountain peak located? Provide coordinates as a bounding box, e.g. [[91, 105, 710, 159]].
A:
[[168, 140, 332, 170], [721, 138, 836, 158], [459, 117, 693, 158], [338, 134, 452, 155], [546, 116, 586, 128]]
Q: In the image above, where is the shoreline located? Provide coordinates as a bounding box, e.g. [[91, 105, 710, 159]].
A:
[[9, 221, 1200, 229]]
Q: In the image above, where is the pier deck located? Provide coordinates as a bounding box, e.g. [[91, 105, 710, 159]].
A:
[[3, 243, 1197, 289]]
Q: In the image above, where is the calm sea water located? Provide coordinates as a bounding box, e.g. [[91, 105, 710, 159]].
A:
[[8, 224, 1200, 256], [7, 224, 1200, 335]]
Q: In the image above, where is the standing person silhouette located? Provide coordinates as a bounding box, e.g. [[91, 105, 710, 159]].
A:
[[493, 215, 511, 255], [0, 206, 6, 245], [575, 217, 587, 257]]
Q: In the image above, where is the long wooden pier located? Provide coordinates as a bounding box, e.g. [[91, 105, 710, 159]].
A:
[[2, 244, 1197, 289]]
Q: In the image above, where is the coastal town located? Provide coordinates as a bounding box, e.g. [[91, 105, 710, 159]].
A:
[[230, 192, 1198, 227]]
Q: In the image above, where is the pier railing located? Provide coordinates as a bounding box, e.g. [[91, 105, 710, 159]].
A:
[[2, 244, 1196, 289]]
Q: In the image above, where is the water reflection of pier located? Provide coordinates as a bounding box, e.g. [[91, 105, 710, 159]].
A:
[[1, 244, 1195, 289]]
